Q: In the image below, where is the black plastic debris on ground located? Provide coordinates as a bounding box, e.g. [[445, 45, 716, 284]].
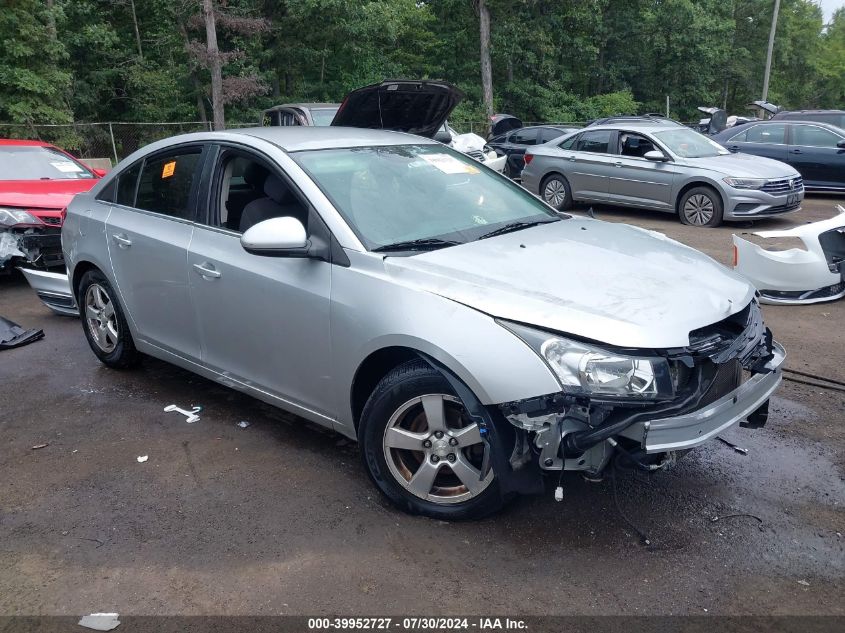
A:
[[0, 316, 44, 350]]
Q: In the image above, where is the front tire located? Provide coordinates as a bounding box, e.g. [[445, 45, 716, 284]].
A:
[[78, 269, 140, 368], [358, 360, 504, 520], [541, 173, 572, 211], [678, 186, 723, 227]]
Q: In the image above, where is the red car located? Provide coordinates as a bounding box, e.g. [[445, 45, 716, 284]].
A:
[[0, 139, 105, 272]]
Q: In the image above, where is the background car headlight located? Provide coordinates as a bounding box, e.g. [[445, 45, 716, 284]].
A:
[[723, 177, 767, 190], [0, 207, 40, 227], [501, 321, 674, 400]]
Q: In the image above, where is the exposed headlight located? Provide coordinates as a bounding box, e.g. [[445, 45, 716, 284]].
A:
[[0, 207, 40, 227], [501, 321, 674, 400], [723, 177, 767, 190]]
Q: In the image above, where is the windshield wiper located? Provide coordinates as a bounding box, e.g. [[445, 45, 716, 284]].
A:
[[372, 238, 462, 253], [477, 219, 557, 240]]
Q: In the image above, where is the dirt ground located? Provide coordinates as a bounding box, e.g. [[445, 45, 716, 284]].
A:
[[0, 195, 843, 618]]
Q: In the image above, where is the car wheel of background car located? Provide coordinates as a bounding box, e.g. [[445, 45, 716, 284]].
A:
[[678, 186, 723, 227], [78, 269, 140, 369], [359, 359, 504, 520], [541, 174, 572, 210]]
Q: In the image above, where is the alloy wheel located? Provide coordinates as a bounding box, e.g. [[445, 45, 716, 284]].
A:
[[382, 394, 493, 504], [543, 178, 567, 207], [84, 283, 119, 353], [683, 193, 715, 225]]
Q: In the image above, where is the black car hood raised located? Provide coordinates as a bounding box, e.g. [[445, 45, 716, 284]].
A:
[[330, 80, 463, 139]]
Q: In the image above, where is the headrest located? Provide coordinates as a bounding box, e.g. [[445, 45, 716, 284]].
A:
[[264, 174, 289, 203], [243, 162, 269, 186]]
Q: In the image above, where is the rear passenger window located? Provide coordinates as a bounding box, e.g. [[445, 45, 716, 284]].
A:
[[559, 135, 577, 150], [115, 162, 142, 207], [576, 130, 612, 153], [136, 150, 202, 219], [745, 124, 786, 144]]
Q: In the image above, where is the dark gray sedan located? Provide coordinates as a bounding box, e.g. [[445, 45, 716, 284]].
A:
[[712, 120, 845, 192]]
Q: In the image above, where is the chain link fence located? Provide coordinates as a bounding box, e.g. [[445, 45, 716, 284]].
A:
[[0, 122, 253, 165], [0, 120, 590, 165]]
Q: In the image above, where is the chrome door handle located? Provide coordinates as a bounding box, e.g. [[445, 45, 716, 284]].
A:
[[193, 262, 221, 279], [568, 156, 576, 162], [113, 234, 132, 248], [614, 161, 622, 167]]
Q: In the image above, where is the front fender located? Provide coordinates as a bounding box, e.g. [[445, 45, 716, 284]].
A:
[[331, 252, 561, 432]]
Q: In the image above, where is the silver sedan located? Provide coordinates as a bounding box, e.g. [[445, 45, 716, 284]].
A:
[[520, 122, 804, 227], [62, 126, 784, 519]]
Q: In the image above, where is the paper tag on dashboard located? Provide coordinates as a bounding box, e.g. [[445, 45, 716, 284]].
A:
[[51, 161, 84, 173], [420, 153, 479, 175]]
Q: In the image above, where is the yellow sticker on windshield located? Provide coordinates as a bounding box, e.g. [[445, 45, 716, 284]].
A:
[[420, 153, 480, 175], [161, 161, 176, 179]]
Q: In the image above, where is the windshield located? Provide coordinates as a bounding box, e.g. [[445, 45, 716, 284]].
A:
[[310, 108, 339, 126], [0, 145, 94, 180], [653, 128, 729, 158], [293, 144, 559, 252]]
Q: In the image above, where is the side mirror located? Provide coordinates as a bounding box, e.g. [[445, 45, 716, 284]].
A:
[[837, 140, 845, 149], [241, 216, 309, 257], [643, 150, 669, 162], [92, 168, 108, 178]]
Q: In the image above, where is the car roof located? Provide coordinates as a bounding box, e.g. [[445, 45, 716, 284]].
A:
[[576, 121, 686, 134], [264, 103, 339, 112], [0, 138, 55, 147], [232, 125, 437, 151], [774, 109, 845, 115]]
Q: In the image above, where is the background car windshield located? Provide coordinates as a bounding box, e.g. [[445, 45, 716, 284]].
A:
[[653, 128, 729, 158], [0, 146, 94, 180], [310, 108, 339, 126], [294, 145, 558, 250]]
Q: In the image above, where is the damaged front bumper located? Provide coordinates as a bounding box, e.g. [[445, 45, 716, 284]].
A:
[[498, 300, 784, 478], [618, 341, 784, 453], [18, 267, 77, 316], [0, 227, 64, 271], [733, 205, 845, 305]]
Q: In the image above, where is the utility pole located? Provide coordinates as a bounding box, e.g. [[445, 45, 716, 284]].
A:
[[761, 0, 781, 103]]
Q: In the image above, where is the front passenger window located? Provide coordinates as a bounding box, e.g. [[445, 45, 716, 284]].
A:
[[136, 151, 202, 219]]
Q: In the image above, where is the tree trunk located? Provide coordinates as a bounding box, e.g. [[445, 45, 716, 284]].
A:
[[45, 0, 57, 40], [202, 0, 225, 130], [129, 0, 143, 58], [478, 0, 494, 119]]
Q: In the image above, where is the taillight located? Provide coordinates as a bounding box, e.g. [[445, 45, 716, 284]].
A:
[[523, 153, 534, 165], [732, 244, 738, 267], [60, 207, 67, 226]]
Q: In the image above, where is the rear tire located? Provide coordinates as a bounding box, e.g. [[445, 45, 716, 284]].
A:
[[540, 173, 572, 211], [358, 360, 505, 520], [678, 186, 723, 227], [78, 269, 140, 369]]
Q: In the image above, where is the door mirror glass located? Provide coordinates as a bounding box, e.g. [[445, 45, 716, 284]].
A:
[[241, 216, 309, 256], [643, 150, 668, 162]]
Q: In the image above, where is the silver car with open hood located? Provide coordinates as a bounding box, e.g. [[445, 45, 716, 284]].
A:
[[61, 126, 784, 519]]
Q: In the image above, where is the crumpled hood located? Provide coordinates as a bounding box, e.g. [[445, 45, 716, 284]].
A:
[[688, 152, 799, 179], [0, 179, 98, 210], [384, 217, 756, 349]]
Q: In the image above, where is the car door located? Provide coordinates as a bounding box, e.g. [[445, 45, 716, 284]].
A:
[[721, 123, 789, 162], [606, 131, 677, 210], [187, 145, 334, 418], [787, 124, 845, 189], [105, 145, 206, 360], [559, 129, 615, 201]]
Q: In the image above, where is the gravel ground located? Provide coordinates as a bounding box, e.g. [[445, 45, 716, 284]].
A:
[[0, 195, 842, 618]]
